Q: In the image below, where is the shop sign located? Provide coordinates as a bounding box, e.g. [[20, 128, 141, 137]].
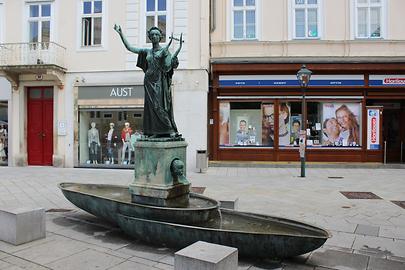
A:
[[219, 75, 364, 87], [369, 75, 405, 86], [78, 85, 144, 99], [367, 108, 381, 150]]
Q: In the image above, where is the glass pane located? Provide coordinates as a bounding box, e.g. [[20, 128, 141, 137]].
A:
[[357, 0, 367, 4], [261, 103, 274, 147], [295, 9, 305, 37], [370, 7, 381, 37], [279, 103, 291, 146], [83, 1, 92, 14], [357, 7, 368, 37], [219, 102, 230, 146], [146, 16, 155, 43], [41, 4, 51, 17], [43, 89, 53, 99], [158, 15, 166, 42], [233, 11, 243, 38], [307, 9, 318, 37], [246, 0, 255, 6], [147, 0, 155, 11], [30, 5, 39, 17], [371, 0, 381, 3], [29, 22, 38, 43], [158, 0, 166, 11], [246, 10, 256, 39], [29, 89, 42, 99], [41, 21, 50, 43], [308, 0, 317, 4], [94, 17, 102, 45], [82, 17, 92, 46], [295, 0, 305, 5], [94, 1, 102, 13], [234, 0, 243, 7]]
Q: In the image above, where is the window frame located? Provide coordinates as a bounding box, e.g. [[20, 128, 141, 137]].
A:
[[140, 0, 172, 46], [230, 0, 259, 41], [80, 0, 104, 47], [26, 2, 53, 43], [353, 0, 386, 39], [291, 0, 322, 40]]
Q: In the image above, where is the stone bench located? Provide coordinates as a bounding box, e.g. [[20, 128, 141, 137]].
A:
[[175, 241, 238, 270], [219, 197, 239, 210], [0, 206, 46, 245]]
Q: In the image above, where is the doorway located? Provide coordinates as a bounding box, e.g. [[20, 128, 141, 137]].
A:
[[27, 87, 53, 165], [381, 102, 405, 163]]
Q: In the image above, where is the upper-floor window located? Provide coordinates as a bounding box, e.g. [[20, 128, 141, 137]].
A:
[[231, 0, 257, 40], [28, 3, 51, 43], [292, 0, 320, 39], [145, 0, 168, 43], [355, 0, 384, 38], [81, 0, 103, 46]]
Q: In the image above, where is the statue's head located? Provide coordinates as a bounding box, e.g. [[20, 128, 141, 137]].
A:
[[147, 27, 163, 42]]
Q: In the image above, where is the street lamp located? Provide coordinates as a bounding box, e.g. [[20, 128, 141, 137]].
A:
[[296, 64, 312, 178]]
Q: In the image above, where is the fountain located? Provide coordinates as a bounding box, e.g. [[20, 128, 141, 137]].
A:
[[59, 26, 330, 259]]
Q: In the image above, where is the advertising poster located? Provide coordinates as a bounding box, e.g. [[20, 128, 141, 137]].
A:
[[322, 103, 361, 147], [261, 104, 274, 146], [278, 103, 291, 146], [290, 115, 302, 146], [219, 102, 230, 146], [367, 108, 380, 150]]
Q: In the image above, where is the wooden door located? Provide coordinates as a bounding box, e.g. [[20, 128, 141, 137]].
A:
[[27, 87, 53, 165]]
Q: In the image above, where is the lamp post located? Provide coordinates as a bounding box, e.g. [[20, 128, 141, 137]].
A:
[[296, 65, 312, 178]]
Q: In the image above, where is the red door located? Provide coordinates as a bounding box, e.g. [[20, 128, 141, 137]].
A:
[[27, 87, 53, 165]]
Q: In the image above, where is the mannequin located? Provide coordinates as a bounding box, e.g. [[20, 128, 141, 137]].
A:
[[105, 123, 119, 164], [88, 122, 101, 164], [121, 122, 133, 164], [0, 125, 7, 161]]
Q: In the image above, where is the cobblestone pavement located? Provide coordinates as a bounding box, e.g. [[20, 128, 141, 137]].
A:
[[0, 166, 404, 269]]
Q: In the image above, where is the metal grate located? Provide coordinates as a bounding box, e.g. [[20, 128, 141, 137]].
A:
[[391, 201, 405, 209], [328, 176, 344, 179], [191, 186, 206, 194], [340, 192, 382, 200], [46, 208, 73, 212]]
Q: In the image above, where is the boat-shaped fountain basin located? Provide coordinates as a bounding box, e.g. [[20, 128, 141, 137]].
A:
[[117, 209, 330, 259], [59, 182, 219, 225]]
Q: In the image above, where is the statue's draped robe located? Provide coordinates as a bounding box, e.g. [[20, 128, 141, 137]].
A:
[[137, 47, 179, 136]]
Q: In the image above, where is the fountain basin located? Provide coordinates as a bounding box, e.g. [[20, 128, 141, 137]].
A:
[[59, 183, 219, 225], [117, 209, 330, 258]]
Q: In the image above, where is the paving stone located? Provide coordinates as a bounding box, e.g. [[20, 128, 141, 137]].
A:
[[154, 262, 173, 270], [355, 225, 380, 237], [105, 260, 157, 270], [367, 257, 405, 270], [379, 225, 405, 240], [352, 235, 405, 258], [158, 254, 174, 265], [325, 231, 356, 249], [45, 248, 126, 270], [307, 249, 369, 270], [282, 262, 315, 269], [0, 259, 13, 269], [1, 256, 50, 270], [11, 236, 89, 265], [118, 243, 171, 262]]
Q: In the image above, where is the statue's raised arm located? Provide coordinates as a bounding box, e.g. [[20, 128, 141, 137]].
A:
[[114, 24, 141, 54]]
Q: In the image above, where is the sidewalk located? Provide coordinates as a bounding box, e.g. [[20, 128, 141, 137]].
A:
[[0, 166, 404, 270]]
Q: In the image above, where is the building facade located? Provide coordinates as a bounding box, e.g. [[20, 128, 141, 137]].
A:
[[0, 0, 209, 169], [209, 0, 405, 163]]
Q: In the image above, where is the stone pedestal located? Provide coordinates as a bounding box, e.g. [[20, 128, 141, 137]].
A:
[[129, 140, 190, 207], [175, 241, 238, 270]]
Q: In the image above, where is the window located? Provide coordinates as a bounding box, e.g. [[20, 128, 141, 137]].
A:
[[28, 3, 51, 43], [279, 102, 302, 147], [231, 0, 257, 40], [81, 0, 103, 46], [145, 0, 168, 43], [355, 0, 384, 38], [292, 0, 320, 39]]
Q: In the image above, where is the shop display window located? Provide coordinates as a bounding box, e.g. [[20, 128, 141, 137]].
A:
[[219, 101, 274, 147], [0, 101, 8, 165], [307, 102, 362, 147], [279, 102, 302, 147], [78, 109, 143, 166]]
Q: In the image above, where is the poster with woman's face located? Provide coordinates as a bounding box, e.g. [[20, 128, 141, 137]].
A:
[[219, 102, 230, 145], [322, 103, 361, 147]]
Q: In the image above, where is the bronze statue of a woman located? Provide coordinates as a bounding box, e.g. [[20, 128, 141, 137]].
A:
[[114, 24, 183, 138]]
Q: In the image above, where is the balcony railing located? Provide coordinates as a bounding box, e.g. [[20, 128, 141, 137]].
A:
[[0, 42, 66, 68]]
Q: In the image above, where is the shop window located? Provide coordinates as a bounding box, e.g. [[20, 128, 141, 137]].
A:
[[307, 102, 362, 147], [81, 0, 103, 46], [279, 102, 302, 147], [0, 101, 8, 166], [78, 109, 144, 166], [219, 101, 274, 147]]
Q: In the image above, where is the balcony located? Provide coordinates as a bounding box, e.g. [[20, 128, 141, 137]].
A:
[[0, 42, 66, 89]]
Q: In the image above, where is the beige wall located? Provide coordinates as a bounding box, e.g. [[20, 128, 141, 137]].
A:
[[211, 0, 405, 58]]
